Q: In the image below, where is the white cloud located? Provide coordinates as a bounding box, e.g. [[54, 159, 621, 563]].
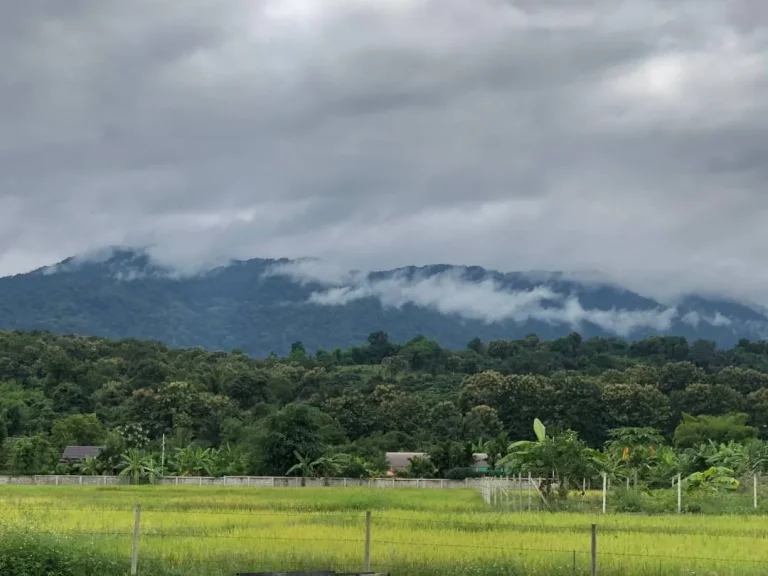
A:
[[682, 310, 733, 328], [301, 268, 678, 336]]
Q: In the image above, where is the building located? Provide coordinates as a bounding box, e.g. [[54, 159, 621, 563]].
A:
[[385, 452, 490, 475], [59, 446, 103, 465]]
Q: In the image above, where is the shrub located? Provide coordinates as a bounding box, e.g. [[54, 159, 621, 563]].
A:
[[445, 467, 482, 480], [613, 488, 645, 513], [0, 534, 125, 576]]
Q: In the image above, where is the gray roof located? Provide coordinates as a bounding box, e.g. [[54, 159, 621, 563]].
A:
[[386, 452, 490, 471], [61, 446, 103, 461], [386, 452, 426, 471]]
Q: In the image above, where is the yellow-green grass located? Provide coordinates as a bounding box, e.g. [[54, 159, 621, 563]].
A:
[[1, 486, 767, 575]]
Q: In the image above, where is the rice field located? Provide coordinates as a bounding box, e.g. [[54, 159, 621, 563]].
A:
[[1, 485, 768, 575]]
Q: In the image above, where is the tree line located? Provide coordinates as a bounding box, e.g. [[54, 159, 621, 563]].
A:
[[3, 329, 768, 482]]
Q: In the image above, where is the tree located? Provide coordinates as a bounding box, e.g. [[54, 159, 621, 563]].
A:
[[367, 332, 396, 364], [674, 413, 758, 449], [6, 435, 56, 475], [256, 404, 344, 476], [312, 453, 351, 483], [463, 406, 503, 441], [407, 455, 437, 478], [500, 419, 604, 501], [467, 338, 485, 355], [285, 451, 316, 486], [604, 427, 665, 482], [549, 373, 606, 446], [50, 414, 106, 450], [746, 388, 768, 437], [671, 383, 745, 418], [118, 449, 147, 484], [381, 356, 408, 382], [428, 402, 463, 440], [427, 441, 474, 477], [173, 446, 215, 476], [78, 456, 101, 476], [658, 362, 703, 394], [602, 383, 671, 432], [472, 434, 507, 471]]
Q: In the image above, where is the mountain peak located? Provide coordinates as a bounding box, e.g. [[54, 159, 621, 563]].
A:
[[1, 253, 767, 356]]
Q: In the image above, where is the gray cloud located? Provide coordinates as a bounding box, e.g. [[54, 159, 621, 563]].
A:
[[2, 1, 768, 305]]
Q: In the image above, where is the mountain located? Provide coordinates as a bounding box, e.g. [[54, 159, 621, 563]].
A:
[[0, 248, 766, 356]]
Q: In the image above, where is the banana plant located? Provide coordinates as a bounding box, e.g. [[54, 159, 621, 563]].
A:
[[682, 466, 739, 492], [499, 419, 605, 501]]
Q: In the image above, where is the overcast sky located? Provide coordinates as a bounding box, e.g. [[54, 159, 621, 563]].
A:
[[2, 0, 768, 302]]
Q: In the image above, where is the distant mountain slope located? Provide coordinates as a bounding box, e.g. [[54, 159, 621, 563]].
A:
[[0, 249, 765, 356]]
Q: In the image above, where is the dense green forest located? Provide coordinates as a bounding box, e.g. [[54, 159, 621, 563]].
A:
[[3, 329, 768, 484]]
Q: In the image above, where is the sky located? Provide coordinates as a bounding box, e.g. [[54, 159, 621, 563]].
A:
[[2, 0, 768, 304]]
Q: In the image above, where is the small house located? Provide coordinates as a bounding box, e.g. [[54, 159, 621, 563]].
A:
[[60, 445, 103, 465]]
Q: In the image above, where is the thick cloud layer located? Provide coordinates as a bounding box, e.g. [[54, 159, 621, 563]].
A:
[[2, 1, 768, 304]]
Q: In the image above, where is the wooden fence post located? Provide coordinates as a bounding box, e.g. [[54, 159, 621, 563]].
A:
[[364, 511, 372, 572], [131, 505, 141, 575], [572, 550, 577, 575], [590, 523, 597, 576], [677, 473, 682, 514]]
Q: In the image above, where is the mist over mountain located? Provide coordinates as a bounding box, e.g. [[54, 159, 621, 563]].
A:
[[0, 248, 766, 356]]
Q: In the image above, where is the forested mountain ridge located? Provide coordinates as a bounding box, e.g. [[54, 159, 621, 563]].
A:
[[1, 249, 767, 355], [3, 329, 768, 477]]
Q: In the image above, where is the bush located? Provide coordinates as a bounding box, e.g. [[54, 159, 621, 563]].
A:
[[444, 467, 482, 480], [0, 534, 125, 576], [614, 488, 645, 513]]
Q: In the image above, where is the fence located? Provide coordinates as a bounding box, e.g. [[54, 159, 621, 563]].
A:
[[2, 504, 768, 575], [0, 475, 486, 488], [480, 473, 768, 514]]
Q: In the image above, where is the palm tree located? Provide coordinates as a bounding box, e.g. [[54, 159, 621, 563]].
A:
[[78, 456, 101, 476], [118, 449, 146, 485]]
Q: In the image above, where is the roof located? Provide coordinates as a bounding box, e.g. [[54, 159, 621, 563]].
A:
[[60, 446, 103, 461], [386, 452, 490, 471], [386, 452, 426, 470]]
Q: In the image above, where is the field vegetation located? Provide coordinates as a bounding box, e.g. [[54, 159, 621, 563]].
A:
[[2, 485, 768, 576]]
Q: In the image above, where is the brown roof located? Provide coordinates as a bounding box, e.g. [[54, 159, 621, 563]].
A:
[[60, 446, 103, 461]]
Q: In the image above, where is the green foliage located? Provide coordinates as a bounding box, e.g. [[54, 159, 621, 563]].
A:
[[0, 534, 124, 576], [500, 420, 605, 500], [6, 435, 56, 474], [682, 466, 739, 492], [50, 414, 105, 450], [674, 413, 758, 449], [256, 404, 344, 476], [407, 455, 437, 478], [444, 467, 482, 480], [613, 488, 645, 513], [6, 329, 768, 478]]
